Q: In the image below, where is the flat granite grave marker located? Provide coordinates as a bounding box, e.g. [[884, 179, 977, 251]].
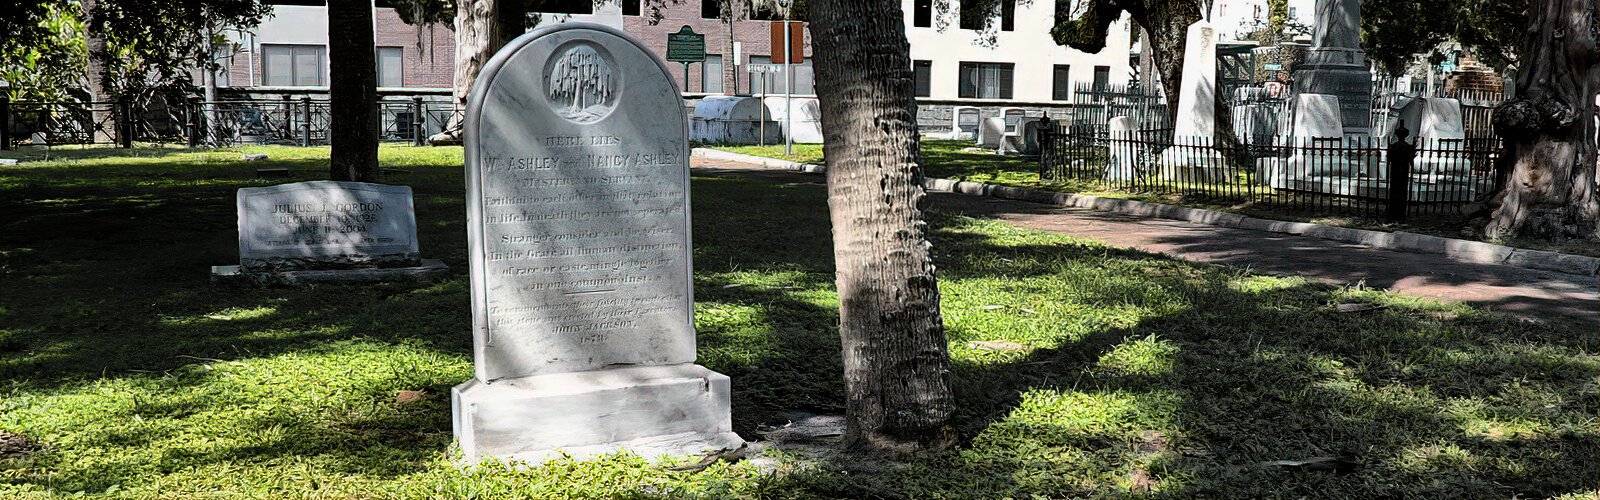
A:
[[211, 180, 448, 285], [453, 23, 742, 466]]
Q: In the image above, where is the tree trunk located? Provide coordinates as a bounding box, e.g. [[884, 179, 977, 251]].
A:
[[807, 0, 956, 454], [428, 0, 521, 145], [1484, 0, 1599, 241], [1051, 0, 1201, 121], [328, 0, 380, 182], [82, 0, 116, 144], [1123, 0, 1201, 120]]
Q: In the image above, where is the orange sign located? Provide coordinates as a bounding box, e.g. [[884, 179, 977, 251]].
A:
[[769, 21, 805, 64]]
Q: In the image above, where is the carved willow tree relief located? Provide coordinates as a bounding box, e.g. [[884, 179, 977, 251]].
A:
[[545, 43, 617, 123]]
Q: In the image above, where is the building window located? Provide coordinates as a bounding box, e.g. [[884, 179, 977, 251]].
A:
[[958, 62, 1013, 99], [702, 54, 724, 93], [1000, 0, 1014, 31], [913, 0, 932, 27], [749, 56, 815, 95], [622, 0, 641, 16], [376, 47, 403, 87], [262, 44, 326, 87], [544, 0, 593, 14], [913, 60, 931, 97], [958, 0, 984, 29], [1092, 65, 1111, 91], [1052, 64, 1071, 100], [702, 0, 721, 19]]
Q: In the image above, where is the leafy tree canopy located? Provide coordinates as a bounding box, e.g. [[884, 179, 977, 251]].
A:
[[1364, 0, 1526, 75], [91, 0, 272, 94], [0, 1, 85, 101]]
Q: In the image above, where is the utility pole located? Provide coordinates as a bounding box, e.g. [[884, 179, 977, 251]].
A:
[[781, 0, 793, 156]]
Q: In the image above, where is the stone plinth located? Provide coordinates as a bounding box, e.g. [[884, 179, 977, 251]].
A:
[[453, 364, 742, 464]]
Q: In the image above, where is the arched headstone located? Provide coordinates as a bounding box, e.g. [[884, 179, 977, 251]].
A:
[[455, 23, 742, 466]]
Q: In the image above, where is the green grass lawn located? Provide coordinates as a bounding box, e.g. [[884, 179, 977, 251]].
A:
[[1, 145, 1597, 499]]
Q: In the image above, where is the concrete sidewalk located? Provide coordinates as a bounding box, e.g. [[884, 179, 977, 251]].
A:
[[693, 157, 1599, 330]]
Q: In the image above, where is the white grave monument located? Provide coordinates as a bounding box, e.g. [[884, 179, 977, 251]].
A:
[[1157, 19, 1229, 182], [1105, 116, 1140, 181], [454, 23, 742, 466]]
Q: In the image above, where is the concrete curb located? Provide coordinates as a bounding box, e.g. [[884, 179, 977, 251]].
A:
[[692, 148, 1600, 277]]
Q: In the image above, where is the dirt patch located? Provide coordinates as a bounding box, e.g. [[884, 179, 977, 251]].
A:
[[0, 430, 39, 459]]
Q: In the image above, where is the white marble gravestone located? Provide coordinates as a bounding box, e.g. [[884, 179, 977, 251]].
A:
[[211, 180, 448, 285], [453, 23, 741, 466], [1105, 116, 1140, 181], [1157, 20, 1228, 182]]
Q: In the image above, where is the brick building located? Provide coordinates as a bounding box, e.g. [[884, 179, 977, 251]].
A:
[[216, 2, 455, 92]]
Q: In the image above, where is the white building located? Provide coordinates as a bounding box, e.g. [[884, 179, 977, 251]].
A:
[[1209, 0, 1316, 42], [902, 0, 1134, 104]]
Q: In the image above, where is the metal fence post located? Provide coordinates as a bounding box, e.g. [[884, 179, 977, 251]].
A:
[[412, 97, 425, 147], [186, 98, 200, 147], [1037, 117, 1056, 180], [119, 96, 133, 148], [300, 97, 312, 147], [1386, 121, 1417, 221], [0, 95, 10, 150]]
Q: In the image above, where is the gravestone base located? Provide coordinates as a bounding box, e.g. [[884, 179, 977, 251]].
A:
[[1157, 148, 1231, 183], [452, 363, 743, 466], [211, 259, 450, 286]]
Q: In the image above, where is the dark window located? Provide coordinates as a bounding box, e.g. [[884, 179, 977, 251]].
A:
[[913, 60, 932, 97], [747, 2, 803, 20], [1052, 64, 1071, 100], [958, 62, 1013, 99], [1093, 65, 1111, 91], [959, 0, 984, 29], [914, 0, 932, 27], [623, 0, 640, 16], [543, 0, 592, 14], [1000, 0, 1014, 31], [702, 0, 721, 19]]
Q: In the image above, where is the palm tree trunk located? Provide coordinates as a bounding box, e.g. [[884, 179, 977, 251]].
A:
[[807, 0, 955, 454], [1484, 0, 1599, 241], [328, 0, 380, 182], [428, 0, 521, 145]]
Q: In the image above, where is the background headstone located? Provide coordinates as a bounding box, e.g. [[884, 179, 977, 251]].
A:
[[1157, 20, 1228, 182], [1106, 116, 1139, 181], [454, 22, 741, 466], [213, 181, 448, 285], [1293, 0, 1372, 135], [235, 181, 419, 270]]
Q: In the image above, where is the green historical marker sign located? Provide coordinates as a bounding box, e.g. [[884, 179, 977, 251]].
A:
[[666, 26, 706, 63]]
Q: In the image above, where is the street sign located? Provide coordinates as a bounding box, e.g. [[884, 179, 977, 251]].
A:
[[666, 26, 706, 63], [1263, 63, 1282, 71], [769, 21, 804, 64], [747, 64, 784, 73]]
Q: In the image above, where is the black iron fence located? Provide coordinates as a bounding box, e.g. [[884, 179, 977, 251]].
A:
[[0, 95, 461, 149], [1039, 125, 1502, 219]]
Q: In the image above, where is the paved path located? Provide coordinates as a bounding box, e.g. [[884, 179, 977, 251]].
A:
[[694, 158, 1599, 330]]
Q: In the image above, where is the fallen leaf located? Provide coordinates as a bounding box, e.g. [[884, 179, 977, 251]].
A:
[[1334, 303, 1386, 313], [968, 340, 1029, 352], [396, 390, 426, 405], [1256, 456, 1360, 474]]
